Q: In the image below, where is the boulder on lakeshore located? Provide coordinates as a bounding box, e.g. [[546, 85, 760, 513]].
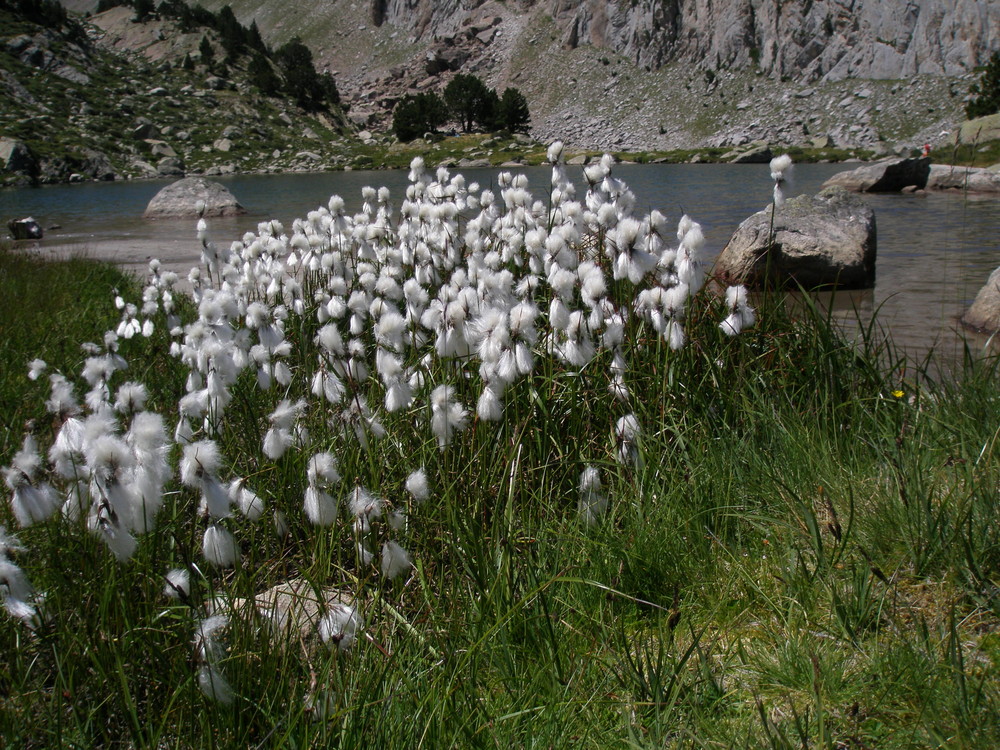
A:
[[0, 137, 37, 177], [7, 217, 43, 240], [143, 177, 246, 219], [715, 186, 877, 290], [822, 157, 930, 192], [961, 265, 1000, 333], [156, 157, 185, 177], [925, 164, 1000, 194]]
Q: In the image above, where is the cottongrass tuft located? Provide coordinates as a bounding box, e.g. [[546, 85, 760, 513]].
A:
[[202, 524, 239, 567], [381, 540, 412, 579], [318, 602, 362, 652], [164, 567, 191, 599], [578, 466, 608, 525]]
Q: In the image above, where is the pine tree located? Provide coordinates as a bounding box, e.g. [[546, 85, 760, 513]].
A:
[[497, 88, 530, 133], [393, 92, 448, 141], [198, 35, 214, 68], [444, 74, 492, 133], [966, 51, 1000, 119]]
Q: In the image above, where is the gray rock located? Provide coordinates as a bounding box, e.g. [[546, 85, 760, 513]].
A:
[[144, 177, 246, 219], [156, 157, 185, 177], [925, 164, 1000, 193], [425, 46, 469, 75], [132, 121, 160, 140], [822, 157, 930, 192], [729, 144, 772, 163], [129, 159, 159, 177], [958, 114, 1000, 145], [0, 138, 37, 176], [82, 150, 116, 181], [715, 186, 877, 290], [147, 140, 177, 158], [213, 138, 233, 152], [53, 65, 89, 85], [962, 266, 1000, 333], [7, 217, 43, 240]]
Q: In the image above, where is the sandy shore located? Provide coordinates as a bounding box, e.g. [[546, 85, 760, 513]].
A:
[[20, 236, 204, 288]]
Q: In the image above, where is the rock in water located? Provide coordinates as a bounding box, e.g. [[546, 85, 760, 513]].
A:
[[7, 217, 43, 240], [715, 186, 877, 290], [822, 157, 930, 192], [143, 177, 246, 218], [961, 266, 1000, 333]]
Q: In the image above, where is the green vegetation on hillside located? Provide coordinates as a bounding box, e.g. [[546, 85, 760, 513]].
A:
[[966, 50, 1000, 119], [0, 0, 350, 184]]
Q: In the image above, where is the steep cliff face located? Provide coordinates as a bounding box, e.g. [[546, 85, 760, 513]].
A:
[[368, 0, 998, 81]]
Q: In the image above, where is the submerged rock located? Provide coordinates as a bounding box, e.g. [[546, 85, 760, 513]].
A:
[[822, 157, 930, 192], [715, 186, 877, 290], [961, 265, 1000, 333], [143, 177, 245, 218]]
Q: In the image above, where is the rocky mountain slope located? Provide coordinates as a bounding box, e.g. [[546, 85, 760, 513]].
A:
[[0, 2, 351, 186], [192, 0, 997, 152]]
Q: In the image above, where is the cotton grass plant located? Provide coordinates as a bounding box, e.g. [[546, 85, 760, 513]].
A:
[[2, 150, 999, 747]]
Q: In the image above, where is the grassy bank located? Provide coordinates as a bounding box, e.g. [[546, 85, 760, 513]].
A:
[[0, 160, 998, 748], [341, 132, 883, 171]]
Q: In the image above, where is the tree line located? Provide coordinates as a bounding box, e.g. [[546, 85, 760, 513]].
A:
[[95, 0, 340, 112], [393, 74, 530, 141], [1, 0, 89, 44]]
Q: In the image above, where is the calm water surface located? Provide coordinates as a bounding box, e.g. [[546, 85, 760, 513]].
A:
[[3, 163, 999, 366]]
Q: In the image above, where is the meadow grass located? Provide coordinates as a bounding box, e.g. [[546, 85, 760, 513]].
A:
[[1, 162, 998, 749]]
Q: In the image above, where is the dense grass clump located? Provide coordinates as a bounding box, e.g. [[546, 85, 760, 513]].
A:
[[1, 154, 998, 748]]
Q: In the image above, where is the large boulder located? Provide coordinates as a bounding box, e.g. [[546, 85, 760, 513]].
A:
[[156, 157, 185, 177], [822, 157, 930, 192], [715, 186, 877, 290], [961, 266, 1000, 333], [143, 177, 246, 219], [81, 149, 117, 181], [7, 217, 43, 240], [0, 137, 37, 177], [958, 113, 1000, 145], [925, 164, 1000, 194]]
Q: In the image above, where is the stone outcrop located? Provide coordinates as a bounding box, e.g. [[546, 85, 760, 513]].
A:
[[7, 217, 43, 240], [822, 157, 931, 192], [715, 186, 877, 290], [961, 266, 1000, 333], [0, 138, 37, 182], [143, 177, 245, 218], [926, 164, 1000, 193], [958, 113, 1000, 144], [361, 0, 999, 81]]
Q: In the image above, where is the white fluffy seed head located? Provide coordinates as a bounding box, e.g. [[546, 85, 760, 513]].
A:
[[405, 468, 429, 503]]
